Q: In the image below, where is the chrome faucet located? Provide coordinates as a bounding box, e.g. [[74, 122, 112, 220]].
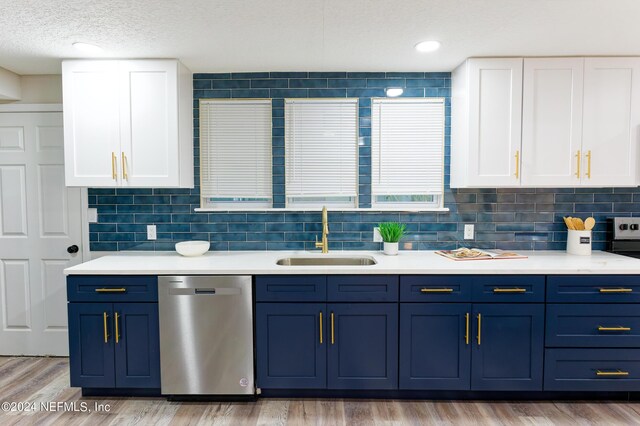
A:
[[315, 206, 329, 254]]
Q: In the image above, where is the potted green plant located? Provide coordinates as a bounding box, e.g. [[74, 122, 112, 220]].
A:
[[378, 222, 407, 255]]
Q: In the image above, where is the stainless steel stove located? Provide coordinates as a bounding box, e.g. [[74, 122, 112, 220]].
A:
[[608, 217, 640, 259]]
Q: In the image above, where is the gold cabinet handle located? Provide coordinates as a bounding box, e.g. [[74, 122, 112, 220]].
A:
[[493, 288, 527, 293], [111, 152, 117, 180], [599, 288, 633, 293], [421, 288, 453, 293], [330, 312, 335, 345], [596, 369, 629, 377], [319, 312, 323, 345], [598, 326, 631, 332], [114, 312, 120, 344], [95, 288, 127, 293], [575, 150, 581, 178], [586, 150, 592, 179], [514, 150, 520, 179], [103, 312, 109, 343], [465, 313, 470, 345], [121, 152, 128, 181], [476, 313, 481, 345]]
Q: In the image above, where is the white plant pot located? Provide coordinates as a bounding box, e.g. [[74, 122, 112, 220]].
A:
[[383, 242, 399, 256]]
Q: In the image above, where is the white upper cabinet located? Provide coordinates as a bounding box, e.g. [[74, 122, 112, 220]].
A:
[[521, 58, 584, 186], [581, 58, 640, 187], [451, 58, 523, 188], [62, 59, 193, 188], [452, 56, 640, 188]]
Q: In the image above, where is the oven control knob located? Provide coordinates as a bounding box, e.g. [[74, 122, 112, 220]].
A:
[[630, 224, 640, 231], [620, 224, 629, 230]]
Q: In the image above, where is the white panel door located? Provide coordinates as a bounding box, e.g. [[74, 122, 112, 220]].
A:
[[119, 60, 179, 187], [521, 58, 584, 186], [0, 112, 83, 356], [582, 58, 640, 187], [468, 58, 523, 186], [62, 60, 121, 187]]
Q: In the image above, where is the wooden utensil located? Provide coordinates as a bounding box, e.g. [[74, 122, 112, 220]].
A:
[[584, 217, 596, 231], [563, 217, 575, 230], [573, 217, 585, 230]]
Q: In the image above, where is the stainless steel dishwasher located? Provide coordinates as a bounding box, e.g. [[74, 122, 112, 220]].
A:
[[158, 276, 254, 398]]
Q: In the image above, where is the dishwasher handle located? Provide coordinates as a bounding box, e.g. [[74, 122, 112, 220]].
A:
[[168, 287, 242, 296]]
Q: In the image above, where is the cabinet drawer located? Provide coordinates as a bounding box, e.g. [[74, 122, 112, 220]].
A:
[[546, 304, 640, 348], [547, 275, 640, 303], [400, 276, 472, 302], [328, 275, 398, 302], [544, 349, 640, 391], [255, 275, 326, 302], [67, 276, 158, 302], [472, 276, 545, 303]]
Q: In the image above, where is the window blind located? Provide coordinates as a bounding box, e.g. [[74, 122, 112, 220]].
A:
[[285, 99, 358, 202], [371, 98, 445, 197], [199, 100, 272, 204]]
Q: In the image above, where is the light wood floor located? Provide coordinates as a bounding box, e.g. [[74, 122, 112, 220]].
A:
[[1, 357, 640, 425]]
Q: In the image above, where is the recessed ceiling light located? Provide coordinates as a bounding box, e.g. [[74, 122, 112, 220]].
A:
[[414, 40, 441, 53], [386, 88, 404, 97], [72, 42, 103, 54]]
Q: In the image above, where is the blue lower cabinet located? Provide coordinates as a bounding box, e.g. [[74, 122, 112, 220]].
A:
[[113, 303, 161, 388], [544, 349, 640, 391], [399, 303, 471, 390], [471, 304, 544, 391], [68, 302, 160, 389], [256, 303, 326, 389], [68, 303, 116, 388], [327, 303, 398, 389]]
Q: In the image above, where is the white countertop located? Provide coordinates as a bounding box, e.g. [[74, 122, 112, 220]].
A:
[[64, 250, 640, 275]]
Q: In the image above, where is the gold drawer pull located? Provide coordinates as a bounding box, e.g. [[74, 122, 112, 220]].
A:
[[121, 152, 128, 181], [330, 312, 335, 345], [598, 326, 631, 332], [596, 369, 629, 377], [115, 312, 120, 344], [514, 150, 520, 179], [319, 312, 323, 345], [111, 152, 117, 180], [477, 313, 481, 345], [586, 150, 592, 179], [599, 288, 633, 293], [493, 288, 527, 293], [575, 150, 581, 178], [95, 288, 127, 293], [421, 288, 454, 293]]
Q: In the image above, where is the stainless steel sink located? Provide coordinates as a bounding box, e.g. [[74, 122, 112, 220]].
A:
[[276, 256, 377, 266]]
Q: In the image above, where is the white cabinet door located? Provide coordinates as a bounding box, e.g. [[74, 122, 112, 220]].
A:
[[467, 58, 523, 186], [119, 60, 180, 187], [62, 61, 121, 186], [582, 58, 640, 187], [521, 58, 584, 186]]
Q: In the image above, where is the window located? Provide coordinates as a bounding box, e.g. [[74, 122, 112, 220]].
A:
[[285, 99, 358, 208], [199, 99, 272, 209], [371, 98, 445, 209]]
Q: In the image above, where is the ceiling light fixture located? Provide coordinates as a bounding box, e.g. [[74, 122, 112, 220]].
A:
[[414, 40, 441, 53], [72, 42, 103, 54], [386, 88, 404, 97]]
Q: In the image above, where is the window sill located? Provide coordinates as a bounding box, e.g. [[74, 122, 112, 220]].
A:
[[194, 207, 450, 213]]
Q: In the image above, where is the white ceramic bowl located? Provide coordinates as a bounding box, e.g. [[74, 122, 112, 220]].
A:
[[175, 240, 210, 257]]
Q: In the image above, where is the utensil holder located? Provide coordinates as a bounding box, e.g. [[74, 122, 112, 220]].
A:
[[567, 230, 592, 255]]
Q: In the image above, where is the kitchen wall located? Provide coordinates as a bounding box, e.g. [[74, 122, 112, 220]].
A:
[[88, 72, 639, 252]]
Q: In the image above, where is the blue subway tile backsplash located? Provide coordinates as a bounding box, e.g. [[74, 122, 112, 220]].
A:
[[88, 72, 638, 252]]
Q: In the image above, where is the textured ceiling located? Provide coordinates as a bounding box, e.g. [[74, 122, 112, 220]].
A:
[[1, 0, 639, 75]]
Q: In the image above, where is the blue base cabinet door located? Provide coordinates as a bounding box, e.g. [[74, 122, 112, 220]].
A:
[[68, 303, 115, 388], [471, 304, 544, 391], [399, 303, 471, 390], [256, 303, 326, 389], [114, 303, 161, 388], [327, 303, 398, 390]]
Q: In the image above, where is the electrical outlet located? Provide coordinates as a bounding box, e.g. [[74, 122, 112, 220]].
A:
[[464, 224, 474, 240], [147, 225, 157, 240], [373, 227, 383, 242], [87, 208, 98, 223]]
